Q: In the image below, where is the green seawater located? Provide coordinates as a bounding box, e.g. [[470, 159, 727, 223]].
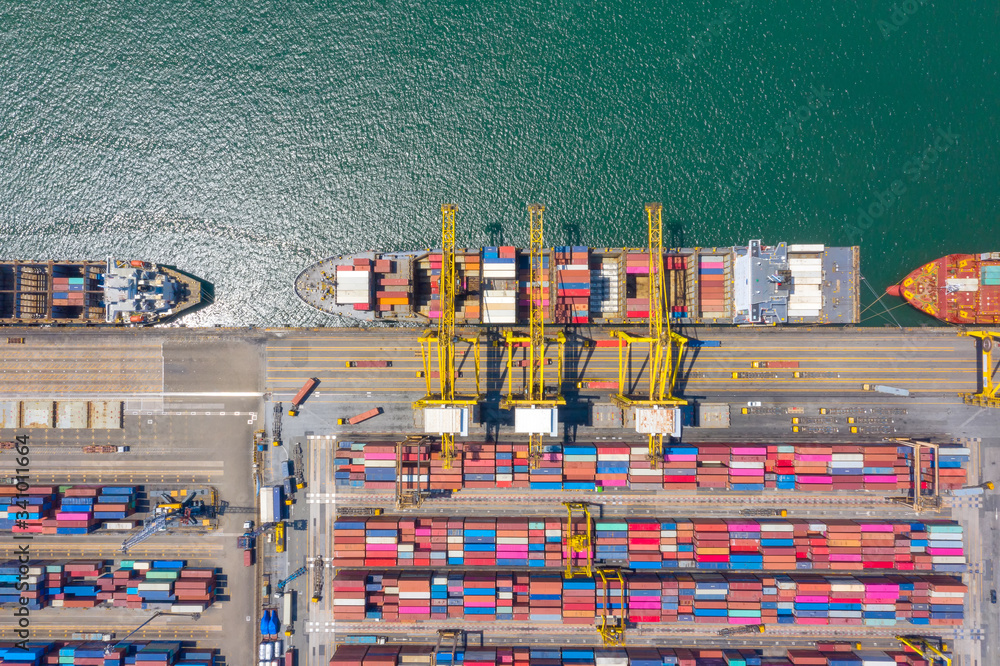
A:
[[1, 1, 997, 326]]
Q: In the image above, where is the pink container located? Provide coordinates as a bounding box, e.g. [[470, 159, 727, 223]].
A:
[[927, 548, 964, 556], [728, 617, 762, 625], [798, 476, 833, 484], [859, 524, 894, 532], [732, 447, 767, 455], [365, 544, 397, 551], [399, 606, 430, 613], [55, 512, 91, 520], [863, 475, 897, 483]]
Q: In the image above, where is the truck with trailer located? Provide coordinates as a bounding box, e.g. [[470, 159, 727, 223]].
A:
[[338, 407, 382, 425], [345, 360, 391, 368], [862, 383, 911, 397], [259, 486, 282, 525], [287, 378, 319, 416], [751, 361, 799, 369]]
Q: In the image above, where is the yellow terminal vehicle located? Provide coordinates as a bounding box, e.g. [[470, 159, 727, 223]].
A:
[[274, 521, 285, 553]]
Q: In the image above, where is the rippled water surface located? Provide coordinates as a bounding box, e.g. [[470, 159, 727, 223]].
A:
[[1, 1, 997, 326]]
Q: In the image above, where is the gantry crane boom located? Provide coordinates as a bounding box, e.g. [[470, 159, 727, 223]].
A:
[[501, 204, 565, 467], [414, 205, 481, 470], [895, 636, 951, 666], [612, 204, 688, 468]]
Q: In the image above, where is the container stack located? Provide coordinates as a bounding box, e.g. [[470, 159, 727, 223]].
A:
[[595, 444, 630, 489], [333, 643, 936, 666], [330, 442, 966, 493], [517, 251, 551, 321], [330, 517, 965, 573], [589, 255, 619, 318], [331, 569, 964, 627], [562, 445, 597, 490], [698, 254, 727, 318], [335, 259, 372, 311], [0, 642, 218, 666], [51, 275, 86, 309], [787, 252, 824, 319], [664, 254, 690, 320], [0, 485, 136, 534], [0, 560, 214, 612], [456, 252, 482, 321], [362, 444, 396, 490], [331, 570, 367, 621], [103, 561, 215, 612], [481, 246, 517, 324], [624, 252, 651, 318], [372, 257, 410, 314], [463, 444, 497, 489], [0, 561, 46, 609], [529, 446, 564, 490], [553, 246, 589, 324]]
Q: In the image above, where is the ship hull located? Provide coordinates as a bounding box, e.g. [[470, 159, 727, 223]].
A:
[[295, 243, 860, 326], [889, 253, 1000, 325], [0, 260, 204, 326]]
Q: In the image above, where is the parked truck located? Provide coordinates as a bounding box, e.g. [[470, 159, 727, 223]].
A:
[[259, 486, 282, 525], [338, 407, 382, 425], [82, 445, 130, 453], [576, 380, 617, 389], [862, 384, 910, 397], [288, 378, 319, 416], [751, 361, 799, 369]]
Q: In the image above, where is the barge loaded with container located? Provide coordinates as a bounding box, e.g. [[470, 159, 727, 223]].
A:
[[886, 252, 1000, 324], [295, 241, 859, 326], [0, 258, 203, 326]]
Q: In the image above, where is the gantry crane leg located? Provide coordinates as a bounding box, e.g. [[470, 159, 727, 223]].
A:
[[959, 331, 1000, 408]]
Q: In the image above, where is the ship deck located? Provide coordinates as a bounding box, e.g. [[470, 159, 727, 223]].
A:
[[294, 245, 861, 326]]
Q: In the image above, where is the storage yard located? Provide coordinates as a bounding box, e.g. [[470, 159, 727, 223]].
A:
[[0, 323, 997, 666]]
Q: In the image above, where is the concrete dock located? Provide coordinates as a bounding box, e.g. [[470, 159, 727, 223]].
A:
[[0, 326, 997, 666]]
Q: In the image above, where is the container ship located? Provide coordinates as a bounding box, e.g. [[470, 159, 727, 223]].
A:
[[295, 241, 860, 326], [0, 258, 202, 326], [887, 252, 1000, 325]]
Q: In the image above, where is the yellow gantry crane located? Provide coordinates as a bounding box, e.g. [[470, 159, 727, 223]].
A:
[[611, 203, 688, 467], [501, 204, 566, 468], [596, 567, 627, 646], [413, 205, 482, 470], [959, 330, 1000, 408], [895, 636, 951, 666], [562, 502, 593, 579]]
